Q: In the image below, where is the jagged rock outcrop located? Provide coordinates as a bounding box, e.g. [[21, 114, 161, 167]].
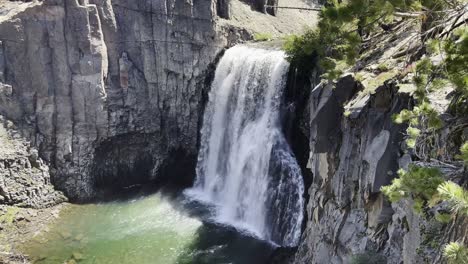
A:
[[292, 70, 467, 263], [0, 116, 66, 208], [292, 75, 421, 263]]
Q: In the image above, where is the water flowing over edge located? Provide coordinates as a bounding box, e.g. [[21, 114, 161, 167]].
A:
[[185, 45, 304, 247]]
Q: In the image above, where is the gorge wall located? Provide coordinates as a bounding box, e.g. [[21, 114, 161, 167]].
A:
[[291, 72, 466, 263], [292, 75, 415, 263], [0, 0, 231, 200]]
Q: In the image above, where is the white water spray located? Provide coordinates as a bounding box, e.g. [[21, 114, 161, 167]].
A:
[[187, 46, 304, 247]]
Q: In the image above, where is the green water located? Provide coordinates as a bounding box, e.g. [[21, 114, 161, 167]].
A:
[[21, 193, 274, 264]]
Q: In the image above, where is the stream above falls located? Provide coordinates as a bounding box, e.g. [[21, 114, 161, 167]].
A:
[[20, 191, 275, 264]]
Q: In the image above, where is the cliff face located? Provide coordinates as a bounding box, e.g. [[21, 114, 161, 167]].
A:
[[292, 75, 422, 263], [289, 16, 468, 262], [0, 0, 239, 200], [292, 77, 468, 264]]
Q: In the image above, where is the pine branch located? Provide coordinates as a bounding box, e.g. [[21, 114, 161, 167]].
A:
[[438, 181, 468, 216]]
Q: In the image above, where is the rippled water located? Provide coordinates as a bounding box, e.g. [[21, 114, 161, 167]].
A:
[[21, 193, 274, 264]]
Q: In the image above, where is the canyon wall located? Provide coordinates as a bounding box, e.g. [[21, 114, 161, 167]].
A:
[[0, 0, 243, 200], [292, 72, 467, 263], [293, 76, 416, 263]]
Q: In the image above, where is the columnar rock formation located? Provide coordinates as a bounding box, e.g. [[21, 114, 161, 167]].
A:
[[0, 0, 235, 200]]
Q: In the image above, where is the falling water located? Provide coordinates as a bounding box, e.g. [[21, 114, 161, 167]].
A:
[[187, 46, 304, 247]]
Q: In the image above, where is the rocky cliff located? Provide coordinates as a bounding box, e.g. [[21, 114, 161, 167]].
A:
[[0, 115, 66, 208], [0, 0, 230, 200], [292, 75, 416, 263], [290, 21, 467, 263]]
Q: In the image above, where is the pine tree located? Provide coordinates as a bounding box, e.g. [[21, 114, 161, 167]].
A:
[[381, 166, 444, 213], [444, 242, 468, 264], [438, 181, 468, 216]]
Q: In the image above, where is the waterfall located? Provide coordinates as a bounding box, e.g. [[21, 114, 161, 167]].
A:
[[186, 46, 304, 247]]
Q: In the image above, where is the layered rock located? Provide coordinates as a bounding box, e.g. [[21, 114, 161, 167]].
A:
[[293, 75, 419, 263], [0, 116, 66, 208], [291, 70, 466, 263], [0, 0, 241, 200]]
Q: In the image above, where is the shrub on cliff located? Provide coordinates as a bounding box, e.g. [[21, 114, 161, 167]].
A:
[[381, 165, 444, 213]]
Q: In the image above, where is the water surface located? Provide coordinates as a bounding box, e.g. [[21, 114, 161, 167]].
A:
[[21, 193, 274, 264]]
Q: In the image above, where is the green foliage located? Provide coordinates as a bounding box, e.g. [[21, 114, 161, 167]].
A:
[[284, 0, 464, 78], [445, 26, 468, 115], [283, 31, 322, 72], [351, 251, 387, 264], [444, 242, 468, 264], [438, 181, 468, 216], [444, 26, 468, 93], [438, 180, 468, 264], [459, 141, 468, 165], [396, 26, 467, 141], [393, 98, 442, 149], [434, 212, 452, 223], [381, 166, 444, 213], [253, 33, 273, 42], [419, 26, 468, 115]]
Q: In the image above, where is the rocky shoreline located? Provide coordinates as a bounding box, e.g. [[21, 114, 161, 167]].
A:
[[0, 115, 67, 263], [0, 204, 66, 264]]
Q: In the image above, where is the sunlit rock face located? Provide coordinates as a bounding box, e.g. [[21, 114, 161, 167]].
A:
[[0, 0, 244, 200], [291, 75, 431, 264]]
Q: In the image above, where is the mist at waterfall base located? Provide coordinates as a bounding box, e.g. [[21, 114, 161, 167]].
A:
[[186, 46, 305, 247]]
